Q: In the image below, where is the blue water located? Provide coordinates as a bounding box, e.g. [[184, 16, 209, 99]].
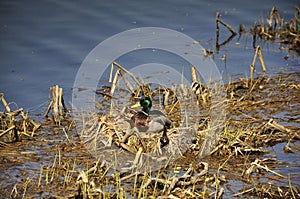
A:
[[0, 0, 298, 112]]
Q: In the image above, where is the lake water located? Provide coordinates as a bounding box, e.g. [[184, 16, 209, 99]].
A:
[[0, 0, 298, 113]]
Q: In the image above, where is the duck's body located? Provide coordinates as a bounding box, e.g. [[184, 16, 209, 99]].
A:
[[132, 110, 171, 132], [119, 97, 172, 143]]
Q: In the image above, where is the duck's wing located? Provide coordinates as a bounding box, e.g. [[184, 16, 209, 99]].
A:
[[147, 115, 172, 133], [150, 109, 172, 127]]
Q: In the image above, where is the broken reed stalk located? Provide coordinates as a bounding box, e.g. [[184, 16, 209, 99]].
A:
[[0, 125, 16, 137], [7, 108, 23, 117], [216, 13, 220, 52], [191, 66, 197, 83], [109, 69, 121, 115], [0, 93, 11, 112], [251, 159, 285, 178], [44, 85, 68, 124], [267, 119, 291, 133], [267, 7, 280, 28], [108, 62, 138, 94], [53, 88, 61, 118], [20, 111, 40, 136], [250, 45, 267, 84], [257, 47, 267, 72], [109, 62, 114, 83], [216, 12, 237, 35], [215, 12, 237, 52], [119, 70, 134, 93], [44, 101, 53, 118], [110, 69, 121, 97], [112, 62, 141, 87]]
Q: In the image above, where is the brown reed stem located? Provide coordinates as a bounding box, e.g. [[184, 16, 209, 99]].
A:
[[109, 62, 114, 83], [119, 70, 134, 93], [250, 45, 267, 85], [113, 61, 141, 87], [0, 125, 16, 137], [191, 66, 197, 83], [216, 12, 237, 35], [215, 12, 237, 52], [110, 69, 120, 97], [0, 93, 11, 112]]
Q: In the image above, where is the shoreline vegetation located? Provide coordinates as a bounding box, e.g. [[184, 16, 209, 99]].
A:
[[1, 6, 300, 199]]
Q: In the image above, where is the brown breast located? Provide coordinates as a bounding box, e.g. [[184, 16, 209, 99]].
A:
[[132, 112, 150, 127]]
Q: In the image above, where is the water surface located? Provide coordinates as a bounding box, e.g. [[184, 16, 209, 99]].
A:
[[0, 0, 298, 112]]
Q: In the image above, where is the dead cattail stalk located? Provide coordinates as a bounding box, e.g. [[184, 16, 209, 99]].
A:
[[216, 187, 225, 199], [113, 62, 141, 87], [250, 49, 258, 83], [0, 125, 16, 137], [7, 108, 23, 117], [44, 100, 53, 118], [216, 12, 237, 35], [257, 47, 267, 72], [191, 66, 197, 83], [216, 12, 237, 52], [108, 69, 121, 115], [0, 93, 11, 112], [267, 119, 291, 133], [119, 70, 134, 94], [0, 94, 40, 141], [250, 45, 267, 84], [109, 62, 114, 83], [110, 69, 121, 97], [20, 111, 40, 136], [44, 85, 68, 124], [251, 159, 285, 178]]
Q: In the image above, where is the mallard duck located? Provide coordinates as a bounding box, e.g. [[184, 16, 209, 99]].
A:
[[119, 96, 172, 144]]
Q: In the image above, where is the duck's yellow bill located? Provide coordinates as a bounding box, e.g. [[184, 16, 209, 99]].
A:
[[131, 102, 141, 108]]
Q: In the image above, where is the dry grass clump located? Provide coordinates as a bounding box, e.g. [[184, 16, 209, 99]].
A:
[[44, 85, 70, 125], [250, 5, 300, 53], [0, 93, 40, 145], [74, 161, 228, 199], [210, 74, 300, 156]]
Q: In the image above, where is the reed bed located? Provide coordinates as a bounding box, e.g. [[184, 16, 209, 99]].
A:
[[70, 72, 300, 199], [1, 71, 299, 199], [0, 93, 40, 145]]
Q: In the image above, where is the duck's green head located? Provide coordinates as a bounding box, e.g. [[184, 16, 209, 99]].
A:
[[131, 96, 152, 114], [140, 97, 152, 114]]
